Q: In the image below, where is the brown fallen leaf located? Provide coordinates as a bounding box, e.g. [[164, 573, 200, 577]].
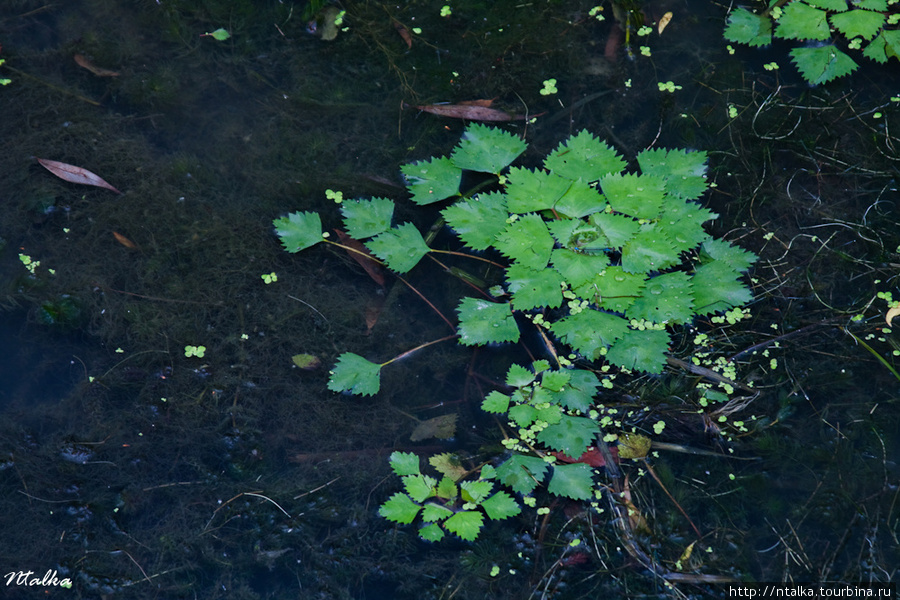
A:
[[657, 11, 673, 35], [112, 231, 138, 249], [393, 19, 412, 49], [74, 54, 120, 77], [36, 158, 122, 194], [410, 414, 457, 442], [333, 229, 386, 287], [403, 102, 539, 122]]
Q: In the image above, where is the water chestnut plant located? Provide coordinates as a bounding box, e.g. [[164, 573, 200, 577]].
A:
[[274, 125, 757, 540]]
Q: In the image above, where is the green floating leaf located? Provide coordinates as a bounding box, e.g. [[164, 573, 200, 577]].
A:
[[419, 522, 445, 542], [451, 123, 526, 174], [540, 369, 570, 392], [481, 491, 521, 520], [379, 492, 421, 524], [401, 156, 462, 205], [430, 454, 467, 481], [495, 455, 548, 495], [505, 363, 536, 387], [506, 263, 564, 310], [700, 238, 757, 272], [482, 390, 511, 413], [552, 248, 609, 288], [621, 226, 679, 273], [854, 0, 887, 10], [327, 352, 382, 396], [274, 211, 323, 253], [626, 271, 695, 324], [692, 262, 753, 314], [594, 266, 647, 313], [460, 480, 493, 504], [806, 0, 851, 10], [536, 415, 598, 458], [494, 214, 555, 270], [830, 9, 885, 41], [606, 328, 671, 374], [436, 475, 459, 499], [389, 451, 421, 476], [547, 463, 594, 500], [550, 369, 600, 413], [505, 168, 571, 213], [600, 173, 665, 220], [544, 130, 627, 182], [656, 200, 715, 255], [776, 2, 831, 41], [553, 179, 606, 218], [590, 212, 640, 248], [421, 503, 454, 523], [366, 223, 430, 273], [341, 197, 394, 239], [551, 309, 629, 359], [443, 510, 483, 541], [723, 7, 773, 47], [637, 148, 708, 201], [405, 474, 437, 503], [441, 192, 508, 250], [862, 29, 900, 64], [456, 298, 520, 346], [790, 45, 858, 85]]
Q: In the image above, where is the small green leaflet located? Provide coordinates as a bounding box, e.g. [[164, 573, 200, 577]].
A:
[[419, 523, 445, 542], [790, 45, 858, 85], [480, 491, 521, 520], [700, 238, 757, 272], [456, 298, 519, 345], [505, 168, 571, 213], [389, 451, 421, 476], [203, 28, 231, 41], [590, 212, 640, 248], [636, 148, 708, 201], [600, 173, 665, 220], [505, 363, 536, 387], [723, 7, 772, 47], [441, 192, 508, 250], [494, 214, 555, 270], [547, 463, 594, 500], [442, 510, 483, 541], [863, 29, 900, 63], [552, 248, 609, 288], [551, 310, 629, 358], [327, 352, 382, 396], [543, 130, 627, 181], [495, 455, 548, 495], [506, 263, 564, 310], [626, 271, 695, 324], [404, 474, 437, 503], [460, 480, 493, 503], [776, 2, 831, 40], [421, 503, 454, 522], [605, 328, 670, 374], [830, 9, 886, 41], [379, 492, 422, 524], [436, 475, 459, 499], [554, 179, 606, 218], [366, 223, 430, 272], [482, 390, 511, 413], [341, 198, 394, 239], [401, 156, 462, 205], [450, 123, 526, 174], [536, 415, 598, 458], [274, 211, 323, 252], [550, 370, 600, 413], [621, 227, 679, 273], [593, 266, 646, 313], [692, 262, 753, 314]]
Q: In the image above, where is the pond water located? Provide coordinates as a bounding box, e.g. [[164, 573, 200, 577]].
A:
[[0, 1, 898, 598]]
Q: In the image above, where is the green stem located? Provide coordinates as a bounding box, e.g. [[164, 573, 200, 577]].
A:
[[382, 334, 459, 367], [843, 327, 900, 382]]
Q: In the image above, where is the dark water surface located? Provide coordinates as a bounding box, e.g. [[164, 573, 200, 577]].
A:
[[0, 1, 898, 598]]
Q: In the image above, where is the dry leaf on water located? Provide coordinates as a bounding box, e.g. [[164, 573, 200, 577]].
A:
[[658, 12, 673, 35], [74, 54, 120, 77], [112, 231, 138, 249], [410, 414, 457, 442], [403, 102, 538, 122], [333, 229, 386, 287], [36, 158, 122, 194]]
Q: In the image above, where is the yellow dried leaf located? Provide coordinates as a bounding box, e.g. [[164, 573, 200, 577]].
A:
[[886, 305, 900, 326], [658, 12, 673, 35]]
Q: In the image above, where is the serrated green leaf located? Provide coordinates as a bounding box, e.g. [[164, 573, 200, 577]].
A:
[[550, 369, 600, 412], [442, 192, 508, 250], [854, 0, 886, 10], [366, 223, 430, 273], [379, 492, 422, 524], [341, 198, 394, 239], [550, 220, 611, 253], [605, 328, 671, 373], [430, 454, 467, 481], [274, 211, 323, 252], [552, 248, 609, 288], [419, 522, 445, 541], [405, 474, 437, 503], [806, 0, 850, 10], [506, 263, 564, 310], [505, 363, 535, 387], [451, 123, 527, 173], [626, 271, 695, 324], [460, 480, 493, 504], [443, 510, 484, 541], [421, 502, 454, 523], [692, 262, 753, 314], [600, 173, 666, 219], [327, 352, 382, 396], [621, 226, 679, 273], [554, 179, 607, 218], [494, 214, 555, 270], [540, 370, 570, 392], [789, 45, 858, 85], [536, 415, 598, 457], [509, 403, 538, 427], [505, 168, 571, 213], [402, 156, 462, 204], [590, 212, 640, 248], [830, 9, 885, 40], [482, 390, 511, 413], [547, 463, 594, 500], [456, 298, 520, 346], [636, 148, 709, 201], [723, 7, 773, 46], [544, 130, 627, 181], [862, 29, 900, 64], [776, 2, 831, 40], [656, 201, 714, 254], [700, 238, 757, 272], [551, 309, 630, 358], [436, 476, 459, 500], [593, 266, 647, 313], [390, 451, 421, 476], [495, 455, 549, 495], [481, 491, 521, 520]]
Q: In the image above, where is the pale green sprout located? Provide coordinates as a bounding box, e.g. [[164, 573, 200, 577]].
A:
[[637, 25, 653, 36], [412, 27, 422, 34], [116, 348, 125, 354], [727, 44, 735, 55], [184, 345, 206, 358], [658, 81, 682, 93], [653, 420, 666, 435], [640, 46, 651, 57], [19, 253, 40, 274], [540, 78, 558, 96], [589, 5, 605, 21], [490, 565, 500, 577], [325, 189, 343, 203], [261, 272, 278, 284], [763, 62, 779, 71], [440, 5, 452, 17], [201, 28, 231, 41]]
